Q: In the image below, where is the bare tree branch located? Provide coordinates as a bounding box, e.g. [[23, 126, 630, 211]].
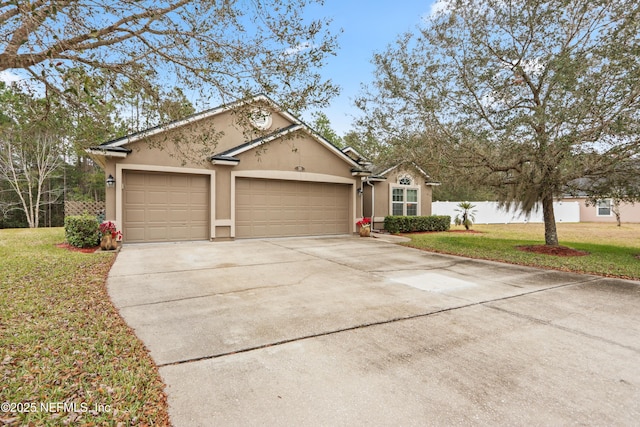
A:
[[0, 1, 339, 114]]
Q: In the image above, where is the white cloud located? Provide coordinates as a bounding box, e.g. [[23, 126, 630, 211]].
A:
[[520, 57, 545, 77], [283, 42, 314, 56], [0, 70, 22, 84], [429, 0, 453, 18], [0, 69, 47, 98]]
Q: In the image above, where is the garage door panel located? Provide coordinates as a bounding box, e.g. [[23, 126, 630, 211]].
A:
[[169, 175, 188, 186], [125, 227, 145, 242], [126, 173, 147, 186], [146, 174, 167, 186], [190, 225, 208, 238], [235, 178, 350, 238], [169, 226, 188, 239], [170, 192, 189, 204], [190, 178, 208, 189], [282, 194, 298, 205], [236, 195, 254, 206], [310, 222, 326, 234], [281, 208, 299, 221], [126, 190, 146, 202], [169, 209, 188, 221], [235, 210, 252, 222], [125, 208, 145, 222], [235, 225, 251, 236], [147, 191, 168, 205], [145, 226, 168, 240], [190, 193, 207, 205], [190, 209, 208, 222], [147, 209, 169, 222], [123, 171, 209, 243]]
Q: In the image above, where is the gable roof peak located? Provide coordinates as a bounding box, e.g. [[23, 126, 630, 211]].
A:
[[96, 93, 294, 149]]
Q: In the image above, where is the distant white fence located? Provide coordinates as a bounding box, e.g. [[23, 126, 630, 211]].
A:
[[432, 201, 580, 224]]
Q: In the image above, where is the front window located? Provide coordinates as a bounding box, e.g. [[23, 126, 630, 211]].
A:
[[597, 199, 612, 216], [406, 189, 418, 215], [392, 188, 405, 215], [391, 187, 419, 216]]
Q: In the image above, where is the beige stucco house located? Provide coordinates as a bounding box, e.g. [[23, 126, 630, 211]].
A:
[[87, 95, 436, 243], [560, 196, 640, 223]]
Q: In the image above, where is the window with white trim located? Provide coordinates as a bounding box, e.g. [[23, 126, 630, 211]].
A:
[[596, 199, 612, 216], [391, 175, 419, 216]]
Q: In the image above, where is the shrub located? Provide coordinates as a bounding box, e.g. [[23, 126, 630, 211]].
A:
[[384, 215, 451, 234], [64, 214, 100, 248]]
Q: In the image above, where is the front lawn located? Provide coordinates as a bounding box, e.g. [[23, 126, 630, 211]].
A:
[[0, 228, 169, 426], [404, 223, 640, 280]]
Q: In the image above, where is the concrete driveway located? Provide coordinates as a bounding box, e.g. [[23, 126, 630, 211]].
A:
[[107, 236, 640, 426]]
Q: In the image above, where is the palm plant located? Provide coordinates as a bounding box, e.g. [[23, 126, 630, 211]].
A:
[[454, 202, 477, 230]]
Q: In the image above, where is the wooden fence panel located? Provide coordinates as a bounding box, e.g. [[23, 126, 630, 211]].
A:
[[64, 201, 105, 218]]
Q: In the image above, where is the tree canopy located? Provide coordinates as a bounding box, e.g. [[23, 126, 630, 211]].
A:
[[356, 0, 640, 245], [309, 111, 344, 147], [0, 0, 339, 112]]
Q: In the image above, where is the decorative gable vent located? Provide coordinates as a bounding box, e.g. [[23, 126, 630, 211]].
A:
[[250, 109, 273, 130], [399, 176, 412, 185]]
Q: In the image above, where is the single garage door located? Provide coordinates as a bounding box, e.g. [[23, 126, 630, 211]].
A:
[[123, 171, 209, 242], [236, 178, 351, 238]]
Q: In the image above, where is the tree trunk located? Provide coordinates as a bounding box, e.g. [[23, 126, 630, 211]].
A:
[[613, 200, 621, 227], [542, 194, 559, 246]]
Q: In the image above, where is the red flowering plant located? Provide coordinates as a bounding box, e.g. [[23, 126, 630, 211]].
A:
[[99, 220, 123, 241], [356, 217, 371, 228]]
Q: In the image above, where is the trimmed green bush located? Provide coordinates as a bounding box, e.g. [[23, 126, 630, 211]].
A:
[[384, 215, 451, 234], [64, 214, 100, 248]]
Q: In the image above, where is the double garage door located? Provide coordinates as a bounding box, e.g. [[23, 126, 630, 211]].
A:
[[122, 171, 351, 242], [235, 178, 351, 238]]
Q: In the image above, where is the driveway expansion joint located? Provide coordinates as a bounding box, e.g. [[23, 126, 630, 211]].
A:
[[157, 276, 602, 368], [109, 258, 313, 278], [116, 282, 303, 309]]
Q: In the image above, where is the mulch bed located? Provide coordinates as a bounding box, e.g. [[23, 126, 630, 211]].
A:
[[55, 242, 100, 253], [516, 245, 590, 257]]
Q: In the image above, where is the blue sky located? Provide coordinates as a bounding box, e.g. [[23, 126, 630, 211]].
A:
[[302, 0, 437, 136]]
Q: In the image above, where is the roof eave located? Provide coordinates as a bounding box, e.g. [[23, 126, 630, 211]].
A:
[[86, 148, 131, 158], [364, 176, 387, 182], [209, 155, 240, 166], [351, 169, 372, 177]]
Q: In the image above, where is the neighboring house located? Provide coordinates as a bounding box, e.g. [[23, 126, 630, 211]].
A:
[[342, 147, 439, 231], [87, 95, 370, 243], [560, 196, 640, 224]]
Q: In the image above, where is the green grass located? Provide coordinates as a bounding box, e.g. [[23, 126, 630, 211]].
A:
[[0, 228, 169, 426], [404, 223, 640, 280]]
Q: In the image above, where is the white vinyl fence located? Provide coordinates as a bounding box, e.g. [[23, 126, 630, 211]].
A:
[[432, 201, 580, 224]]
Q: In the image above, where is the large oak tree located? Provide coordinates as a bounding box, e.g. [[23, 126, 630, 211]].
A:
[[0, 1, 339, 112], [356, 0, 640, 245]]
